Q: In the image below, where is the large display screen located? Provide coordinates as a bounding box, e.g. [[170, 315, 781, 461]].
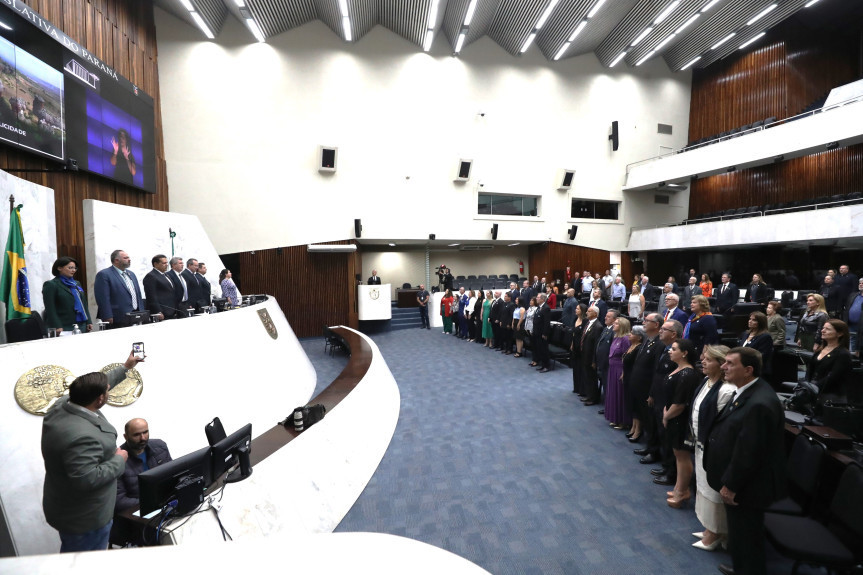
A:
[[0, 2, 156, 193]]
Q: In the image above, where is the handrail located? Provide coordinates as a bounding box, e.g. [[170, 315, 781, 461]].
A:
[[625, 94, 863, 174]]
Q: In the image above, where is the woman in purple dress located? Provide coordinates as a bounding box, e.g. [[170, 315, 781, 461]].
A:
[[605, 316, 633, 429]]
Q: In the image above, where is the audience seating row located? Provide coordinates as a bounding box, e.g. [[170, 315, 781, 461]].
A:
[[684, 192, 863, 225], [681, 116, 778, 152]]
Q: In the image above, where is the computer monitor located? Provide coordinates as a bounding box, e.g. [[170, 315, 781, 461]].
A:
[[211, 423, 253, 484], [138, 446, 212, 516]]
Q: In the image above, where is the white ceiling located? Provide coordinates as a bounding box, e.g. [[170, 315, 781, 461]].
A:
[[154, 0, 860, 71]]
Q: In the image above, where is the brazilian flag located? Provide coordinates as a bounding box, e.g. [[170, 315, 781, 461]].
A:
[[1, 204, 31, 320]]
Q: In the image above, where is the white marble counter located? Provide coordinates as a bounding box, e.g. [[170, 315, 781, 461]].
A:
[[0, 532, 491, 574], [0, 297, 315, 556]]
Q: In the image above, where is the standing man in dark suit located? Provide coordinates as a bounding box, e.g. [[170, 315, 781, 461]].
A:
[[706, 347, 786, 575], [681, 276, 700, 311], [594, 310, 619, 411], [520, 280, 534, 310], [640, 275, 654, 301], [819, 274, 842, 317], [580, 306, 603, 406], [167, 257, 188, 317], [142, 254, 177, 321], [647, 319, 683, 486], [715, 272, 739, 315], [94, 249, 143, 328], [587, 288, 608, 322], [633, 315, 664, 460], [367, 269, 382, 285], [490, 291, 504, 350], [197, 262, 212, 309], [181, 258, 203, 313], [661, 293, 689, 325], [500, 292, 516, 352], [533, 293, 552, 372]]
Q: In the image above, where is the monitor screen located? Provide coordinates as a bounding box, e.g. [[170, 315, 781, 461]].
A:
[[0, 3, 156, 193], [138, 446, 212, 516], [211, 422, 252, 483]]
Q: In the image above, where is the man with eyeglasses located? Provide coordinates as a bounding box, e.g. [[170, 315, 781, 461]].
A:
[[632, 314, 663, 457]]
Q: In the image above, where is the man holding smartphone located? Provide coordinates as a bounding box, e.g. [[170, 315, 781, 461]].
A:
[[41, 350, 145, 552]]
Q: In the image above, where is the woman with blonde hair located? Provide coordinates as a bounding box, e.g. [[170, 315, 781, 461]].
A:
[[689, 345, 736, 550], [605, 316, 632, 430], [796, 293, 828, 352], [684, 295, 718, 361]]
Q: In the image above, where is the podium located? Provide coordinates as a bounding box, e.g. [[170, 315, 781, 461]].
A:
[[358, 284, 392, 320]]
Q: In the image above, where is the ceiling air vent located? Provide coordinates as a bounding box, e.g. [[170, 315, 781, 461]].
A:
[[658, 123, 673, 135], [460, 245, 494, 251]]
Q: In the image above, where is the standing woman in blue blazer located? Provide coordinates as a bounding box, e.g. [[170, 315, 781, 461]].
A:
[[42, 256, 92, 333]]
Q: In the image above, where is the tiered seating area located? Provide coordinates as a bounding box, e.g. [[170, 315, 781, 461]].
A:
[[681, 115, 777, 152]]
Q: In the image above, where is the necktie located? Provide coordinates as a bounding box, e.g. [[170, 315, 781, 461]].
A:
[[122, 271, 138, 309], [722, 284, 726, 293], [163, 272, 173, 288], [179, 273, 188, 300], [664, 309, 670, 321]]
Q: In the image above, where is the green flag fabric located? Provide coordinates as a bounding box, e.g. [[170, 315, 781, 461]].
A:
[[1, 204, 31, 320]]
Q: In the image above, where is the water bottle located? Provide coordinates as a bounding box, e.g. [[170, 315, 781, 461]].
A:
[[72, 324, 81, 335], [293, 408, 304, 432], [209, 304, 217, 314]]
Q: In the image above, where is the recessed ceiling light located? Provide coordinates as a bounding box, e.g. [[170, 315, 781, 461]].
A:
[[448, 243, 460, 247], [746, 4, 777, 26], [388, 243, 396, 247], [710, 32, 735, 50]]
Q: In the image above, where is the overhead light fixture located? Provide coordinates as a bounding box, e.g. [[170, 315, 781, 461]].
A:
[[536, 0, 560, 30], [554, 42, 571, 60], [772, 154, 784, 163], [747, 4, 777, 26], [464, 0, 479, 26], [610, 51, 627, 67], [655, 34, 675, 51], [520, 32, 537, 53], [179, 0, 194, 10], [711, 32, 735, 50], [508, 243, 520, 247], [234, 0, 246, 6], [701, 0, 721, 12], [190, 12, 214, 39], [388, 243, 396, 247], [427, 0, 440, 28], [448, 243, 460, 247], [681, 55, 701, 70], [826, 141, 840, 150], [654, 0, 680, 25], [804, 0, 822, 6], [423, 31, 434, 51], [675, 14, 699, 34], [636, 50, 656, 66], [726, 166, 737, 172], [247, 19, 265, 42], [568, 20, 587, 41], [342, 17, 352, 41], [0, 20, 11, 31], [338, 0, 348, 15], [631, 27, 653, 47], [587, 0, 609, 18], [455, 31, 467, 53], [739, 32, 765, 49]]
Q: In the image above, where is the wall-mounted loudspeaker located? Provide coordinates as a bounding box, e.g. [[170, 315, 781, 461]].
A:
[[557, 169, 575, 191], [491, 223, 498, 240], [319, 145, 338, 173], [354, 218, 362, 238], [568, 225, 578, 240], [609, 121, 619, 152], [454, 159, 473, 182], [429, 233, 436, 240]]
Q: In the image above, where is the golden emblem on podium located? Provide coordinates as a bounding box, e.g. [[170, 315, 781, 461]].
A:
[[14, 365, 76, 415], [369, 288, 380, 300], [101, 363, 144, 407], [257, 308, 278, 339]]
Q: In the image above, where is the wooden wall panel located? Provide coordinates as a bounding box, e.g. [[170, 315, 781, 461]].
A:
[[1, 0, 168, 293], [236, 242, 360, 339], [528, 242, 612, 288], [688, 17, 860, 143], [688, 143, 863, 217]]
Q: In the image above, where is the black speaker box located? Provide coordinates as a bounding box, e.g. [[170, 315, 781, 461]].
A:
[[354, 218, 362, 238], [491, 223, 498, 240], [568, 225, 578, 240], [609, 121, 619, 151], [429, 233, 436, 240]]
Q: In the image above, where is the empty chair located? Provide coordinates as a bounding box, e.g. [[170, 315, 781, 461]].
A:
[[477, 274, 488, 280], [813, 195, 830, 207], [467, 274, 477, 279], [739, 123, 752, 133], [455, 275, 466, 281], [844, 191, 863, 205], [750, 119, 764, 129], [763, 116, 777, 126], [764, 464, 863, 575], [767, 434, 825, 516], [5, 311, 47, 343], [402, 282, 412, 289]]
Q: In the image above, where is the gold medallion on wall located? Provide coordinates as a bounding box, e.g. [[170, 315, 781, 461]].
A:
[[14, 365, 75, 415], [100, 364, 143, 407], [257, 308, 278, 339]]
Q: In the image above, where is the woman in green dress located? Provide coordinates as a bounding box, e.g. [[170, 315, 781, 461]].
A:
[[482, 290, 494, 347], [43, 256, 93, 333]]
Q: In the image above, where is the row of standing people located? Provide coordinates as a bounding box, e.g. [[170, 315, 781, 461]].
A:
[[41, 250, 241, 333]]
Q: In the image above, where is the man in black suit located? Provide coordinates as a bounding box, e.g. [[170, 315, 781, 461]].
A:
[[835, 264, 858, 313], [587, 288, 608, 322], [819, 273, 842, 317], [142, 254, 178, 321], [533, 294, 552, 372], [681, 276, 700, 311], [715, 272, 739, 315], [181, 258, 204, 313], [519, 280, 534, 310], [594, 310, 619, 410], [580, 306, 603, 406], [167, 257, 189, 317], [367, 269, 382, 285], [197, 262, 212, 309], [499, 292, 517, 354], [633, 315, 664, 460], [640, 275, 654, 301], [706, 347, 786, 575], [490, 291, 505, 350], [844, 278, 863, 357]]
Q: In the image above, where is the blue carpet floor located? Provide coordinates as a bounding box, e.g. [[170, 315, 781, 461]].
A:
[[300, 330, 802, 575]]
